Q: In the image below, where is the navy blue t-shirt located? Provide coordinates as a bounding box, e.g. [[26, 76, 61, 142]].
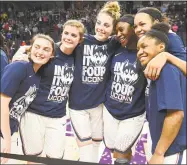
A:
[[0, 61, 40, 136], [148, 63, 186, 156], [1, 49, 8, 73], [168, 32, 186, 60], [69, 34, 120, 110], [145, 32, 186, 118], [28, 44, 75, 117], [104, 47, 147, 120]]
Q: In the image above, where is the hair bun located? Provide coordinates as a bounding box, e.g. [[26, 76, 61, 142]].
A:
[[103, 1, 120, 13], [151, 22, 170, 34], [101, 1, 121, 20]]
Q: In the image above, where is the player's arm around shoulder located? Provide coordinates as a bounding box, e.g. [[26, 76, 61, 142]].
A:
[[12, 46, 31, 62]]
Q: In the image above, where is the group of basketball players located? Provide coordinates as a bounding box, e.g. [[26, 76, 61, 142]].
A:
[[1, 1, 186, 164]]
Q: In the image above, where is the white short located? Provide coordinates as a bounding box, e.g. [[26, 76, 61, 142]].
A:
[[69, 104, 103, 142], [146, 126, 186, 164], [19, 111, 66, 158], [163, 150, 186, 164], [103, 107, 146, 153], [147, 149, 186, 164]]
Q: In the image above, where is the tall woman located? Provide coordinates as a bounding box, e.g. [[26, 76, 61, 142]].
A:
[[68, 2, 121, 163]]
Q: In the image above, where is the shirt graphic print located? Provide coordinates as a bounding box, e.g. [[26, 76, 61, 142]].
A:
[[110, 60, 139, 103], [10, 85, 37, 121], [82, 44, 109, 84], [47, 63, 74, 103]]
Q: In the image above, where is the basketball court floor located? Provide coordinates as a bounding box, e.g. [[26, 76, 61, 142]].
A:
[[6, 111, 150, 164]]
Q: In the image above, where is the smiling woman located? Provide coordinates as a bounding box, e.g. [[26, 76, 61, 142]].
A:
[[136, 23, 186, 164], [103, 14, 147, 163], [60, 20, 85, 53], [68, 1, 121, 163], [28, 34, 55, 70], [137, 23, 170, 67], [0, 34, 54, 164], [94, 1, 120, 42]]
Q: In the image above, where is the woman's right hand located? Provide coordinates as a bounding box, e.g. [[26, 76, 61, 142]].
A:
[[12, 46, 31, 62], [144, 52, 168, 80]]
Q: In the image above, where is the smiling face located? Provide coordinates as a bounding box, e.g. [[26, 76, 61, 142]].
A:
[[134, 13, 154, 38], [61, 25, 81, 50], [95, 12, 114, 41], [30, 38, 53, 65], [116, 21, 133, 47], [137, 36, 165, 66]]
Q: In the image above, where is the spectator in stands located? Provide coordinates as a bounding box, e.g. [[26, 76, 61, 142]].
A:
[[172, 23, 178, 33], [0, 33, 9, 73], [21, 41, 26, 46]]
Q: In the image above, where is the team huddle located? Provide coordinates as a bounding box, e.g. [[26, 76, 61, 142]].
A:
[[1, 1, 186, 165]]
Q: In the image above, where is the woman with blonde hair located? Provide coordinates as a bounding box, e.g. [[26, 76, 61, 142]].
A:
[[68, 2, 121, 163]]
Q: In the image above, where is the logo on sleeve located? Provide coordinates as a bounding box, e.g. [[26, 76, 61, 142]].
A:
[[47, 64, 74, 103], [110, 60, 139, 103], [82, 44, 109, 84], [10, 85, 37, 121]]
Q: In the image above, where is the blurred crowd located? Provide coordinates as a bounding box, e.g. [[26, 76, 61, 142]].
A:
[[0, 1, 186, 62]]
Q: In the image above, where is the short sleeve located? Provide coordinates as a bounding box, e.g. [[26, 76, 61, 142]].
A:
[[156, 64, 184, 112], [1, 62, 27, 97], [168, 33, 186, 60]]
